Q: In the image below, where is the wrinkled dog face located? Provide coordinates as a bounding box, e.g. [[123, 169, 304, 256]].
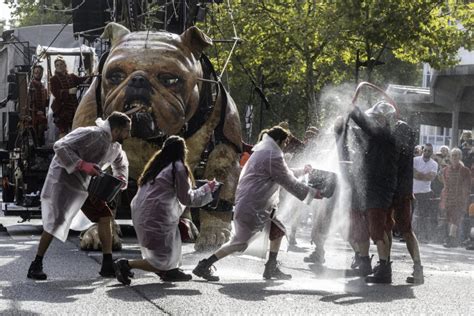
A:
[[102, 29, 210, 138]]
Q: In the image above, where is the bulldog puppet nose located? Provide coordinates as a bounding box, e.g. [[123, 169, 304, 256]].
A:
[[129, 75, 149, 89]]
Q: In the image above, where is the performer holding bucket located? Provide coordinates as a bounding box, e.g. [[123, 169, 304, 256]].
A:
[[193, 126, 328, 281], [27, 112, 131, 280]]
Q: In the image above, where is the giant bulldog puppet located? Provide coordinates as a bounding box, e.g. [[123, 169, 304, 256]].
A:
[[72, 23, 242, 251]]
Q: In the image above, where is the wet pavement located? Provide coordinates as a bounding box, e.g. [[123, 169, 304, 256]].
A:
[[0, 214, 473, 315]]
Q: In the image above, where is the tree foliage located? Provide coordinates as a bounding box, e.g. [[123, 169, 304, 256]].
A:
[[7, 0, 472, 139], [7, 0, 70, 27], [201, 0, 473, 140]]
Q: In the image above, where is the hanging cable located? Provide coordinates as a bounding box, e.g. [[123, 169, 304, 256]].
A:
[[35, 16, 73, 62], [41, 0, 86, 12]]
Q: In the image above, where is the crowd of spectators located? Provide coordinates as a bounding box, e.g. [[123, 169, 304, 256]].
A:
[[412, 131, 474, 248]]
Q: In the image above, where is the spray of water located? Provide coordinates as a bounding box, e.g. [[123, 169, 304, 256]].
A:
[[276, 83, 369, 273]]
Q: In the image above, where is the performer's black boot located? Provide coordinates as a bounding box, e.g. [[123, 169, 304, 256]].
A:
[[365, 260, 392, 284], [358, 255, 373, 277], [443, 236, 459, 248], [113, 258, 132, 285], [263, 261, 292, 280], [27, 260, 47, 280], [193, 259, 220, 281]]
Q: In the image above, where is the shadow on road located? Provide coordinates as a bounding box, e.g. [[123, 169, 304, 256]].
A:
[[320, 277, 415, 304], [107, 282, 201, 300], [217, 281, 333, 301]]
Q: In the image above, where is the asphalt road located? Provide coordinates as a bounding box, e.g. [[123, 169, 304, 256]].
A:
[[0, 215, 473, 315]]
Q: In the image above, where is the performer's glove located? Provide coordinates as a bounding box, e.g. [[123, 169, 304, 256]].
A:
[[117, 175, 127, 190], [314, 189, 323, 199], [68, 87, 78, 94], [77, 160, 100, 176], [207, 179, 218, 192]]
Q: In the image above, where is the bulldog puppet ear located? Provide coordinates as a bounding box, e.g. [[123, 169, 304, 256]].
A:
[[101, 22, 131, 48], [180, 26, 213, 57]]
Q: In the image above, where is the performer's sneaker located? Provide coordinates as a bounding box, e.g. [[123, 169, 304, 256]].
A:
[[358, 256, 373, 277], [406, 264, 424, 284], [113, 258, 132, 285], [159, 268, 192, 282], [193, 260, 220, 281], [365, 261, 392, 284], [350, 253, 361, 270], [27, 261, 47, 280], [303, 249, 325, 264], [99, 263, 116, 278], [263, 261, 292, 280], [443, 237, 459, 248]]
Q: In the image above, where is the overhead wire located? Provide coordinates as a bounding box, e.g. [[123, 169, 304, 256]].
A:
[[41, 0, 86, 12], [206, 4, 283, 124]]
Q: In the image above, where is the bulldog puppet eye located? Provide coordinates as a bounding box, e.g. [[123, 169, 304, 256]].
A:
[[106, 71, 127, 85], [157, 74, 181, 87]]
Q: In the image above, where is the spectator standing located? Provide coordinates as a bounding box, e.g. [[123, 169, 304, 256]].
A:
[[440, 148, 471, 248], [412, 144, 438, 242], [459, 131, 472, 149]]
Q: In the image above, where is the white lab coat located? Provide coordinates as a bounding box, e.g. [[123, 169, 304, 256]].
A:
[[41, 119, 128, 242], [228, 134, 315, 249], [131, 161, 212, 271]]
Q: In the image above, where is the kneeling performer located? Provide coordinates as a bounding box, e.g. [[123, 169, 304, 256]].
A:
[[113, 136, 217, 285]]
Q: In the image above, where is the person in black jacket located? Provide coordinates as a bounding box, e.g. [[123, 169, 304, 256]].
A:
[[349, 101, 398, 284], [391, 120, 424, 284]]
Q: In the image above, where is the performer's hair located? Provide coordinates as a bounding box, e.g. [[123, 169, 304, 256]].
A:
[[33, 64, 43, 72], [107, 111, 131, 130], [54, 55, 65, 64], [257, 128, 269, 142], [267, 126, 289, 144], [137, 135, 194, 187]]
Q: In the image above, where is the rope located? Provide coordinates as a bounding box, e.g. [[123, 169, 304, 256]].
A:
[[41, 0, 86, 12], [35, 16, 73, 62]]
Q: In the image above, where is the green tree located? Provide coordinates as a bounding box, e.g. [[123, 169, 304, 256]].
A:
[[202, 1, 472, 139], [7, 0, 70, 27], [334, 0, 473, 82]]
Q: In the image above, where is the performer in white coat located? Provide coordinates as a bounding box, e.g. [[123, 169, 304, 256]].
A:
[[193, 126, 324, 281], [27, 112, 131, 280], [113, 136, 217, 286]]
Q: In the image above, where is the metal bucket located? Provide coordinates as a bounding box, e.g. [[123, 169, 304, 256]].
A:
[[307, 169, 337, 198], [87, 172, 123, 203], [195, 180, 223, 209]]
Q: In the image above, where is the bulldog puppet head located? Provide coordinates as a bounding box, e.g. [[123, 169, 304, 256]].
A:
[[74, 23, 212, 139], [101, 23, 212, 137], [74, 23, 241, 179]]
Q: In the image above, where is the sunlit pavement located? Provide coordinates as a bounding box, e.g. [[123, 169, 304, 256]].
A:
[[0, 216, 473, 315]]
